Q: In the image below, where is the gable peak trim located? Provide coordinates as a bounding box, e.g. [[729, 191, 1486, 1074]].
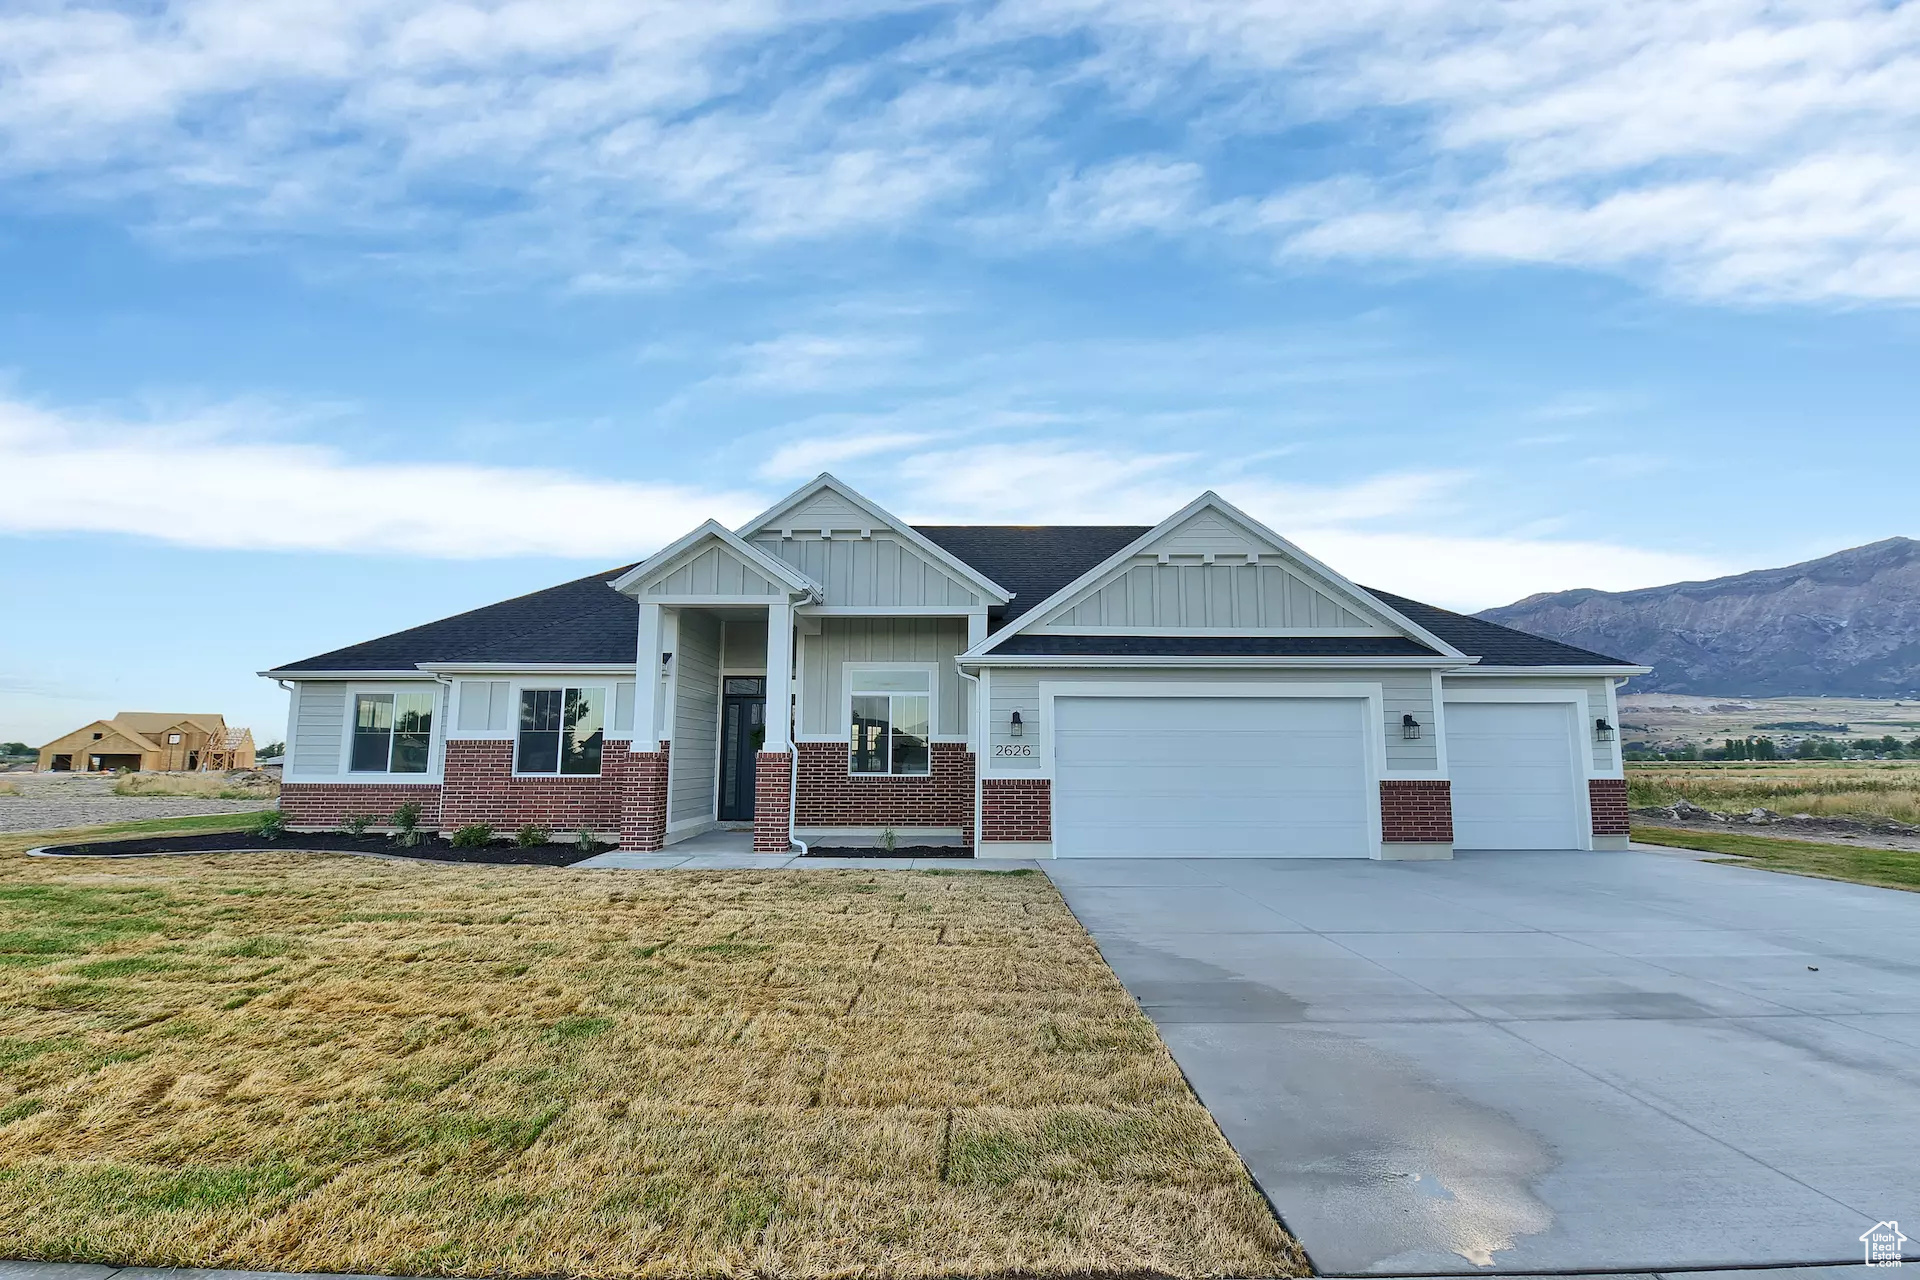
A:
[[608, 519, 820, 598], [737, 473, 1013, 603], [967, 490, 1468, 659]]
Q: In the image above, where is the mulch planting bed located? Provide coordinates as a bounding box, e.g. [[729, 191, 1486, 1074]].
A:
[[30, 829, 600, 866]]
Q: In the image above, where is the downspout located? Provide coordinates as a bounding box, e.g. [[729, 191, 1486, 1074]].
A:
[[958, 665, 982, 852], [788, 748, 807, 857]]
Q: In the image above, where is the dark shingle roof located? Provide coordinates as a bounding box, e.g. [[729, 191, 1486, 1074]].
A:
[[987, 635, 1441, 658], [1362, 588, 1636, 667], [913, 525, 1150, 623], [271, 565, 640, 673], [267, 530, 1638, 674]]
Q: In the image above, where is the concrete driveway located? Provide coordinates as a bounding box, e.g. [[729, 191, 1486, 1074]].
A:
[[1046, 850, 1920, 1276]]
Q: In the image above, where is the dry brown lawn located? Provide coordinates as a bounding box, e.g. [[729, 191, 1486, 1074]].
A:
[[111, 772, 280, 801], [1627, 760, 1920, 824], [0, 828, 1298, 1279]]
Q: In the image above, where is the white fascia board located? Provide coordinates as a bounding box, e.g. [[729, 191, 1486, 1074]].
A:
[[736, 473, 1013, 604], [964, 490, 1468, 661], [419, 663, 638, 675], [959, 654, 1470, 669], [1451, 667, 1651, 675], [257, 669, 424, 680], [608, 519, 821, 598]]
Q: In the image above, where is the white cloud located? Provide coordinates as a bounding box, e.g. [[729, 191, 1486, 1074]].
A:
[[3, 1, 1915, 300], [0, 394, 1732, 605], [0, 398, 761, 558]]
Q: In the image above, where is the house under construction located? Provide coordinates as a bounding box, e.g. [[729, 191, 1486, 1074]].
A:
[[36, 713, 255, 773]]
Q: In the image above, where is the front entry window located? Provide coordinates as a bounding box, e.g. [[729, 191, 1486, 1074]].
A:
[[351, 691, 434, 773], [517, 687, 605, 775], [849, 669, 931, 776]]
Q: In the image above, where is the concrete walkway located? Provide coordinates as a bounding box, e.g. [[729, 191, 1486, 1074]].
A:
[[1047, 849, 1920, 1276]]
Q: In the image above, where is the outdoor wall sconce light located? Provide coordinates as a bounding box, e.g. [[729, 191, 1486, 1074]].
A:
[[1010, 710, 1025, 738], [1402, 714, 1422, 740], [1595, 717, 1615, 742], [660, 651, 674, 672]]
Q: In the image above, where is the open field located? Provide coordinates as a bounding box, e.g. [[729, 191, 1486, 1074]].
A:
[[1626, 759, 1920, 824], [0, 773, 273, 834], [1632, 824, 1920, 893], [112, 772, 279, 801], [0, 829, 1297, 1279], [1619, 693, 1920, 750]]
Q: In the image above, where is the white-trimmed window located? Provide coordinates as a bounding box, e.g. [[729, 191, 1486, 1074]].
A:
[[848, 667, 932, 776], [350, 690, 434, 774], [516, 686, 605, 775]]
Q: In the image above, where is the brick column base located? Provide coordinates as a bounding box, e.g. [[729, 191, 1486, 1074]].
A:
[[618, 744, 669, 851], [1380, 779, 1453, 843], [1588, 777, 1629, 837], [753, 751, 794, 853], [981, 778, 1051, 842]]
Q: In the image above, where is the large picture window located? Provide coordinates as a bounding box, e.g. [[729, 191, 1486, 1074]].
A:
[[350, 691, 434, 774], [849, 669, 931, 776], [517, 686, 605, 775]]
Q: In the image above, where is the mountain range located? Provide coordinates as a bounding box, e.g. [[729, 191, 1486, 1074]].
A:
[[1476, 537, 1920, 697]]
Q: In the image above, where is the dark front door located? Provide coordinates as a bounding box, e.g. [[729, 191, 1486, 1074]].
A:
[[718, 678, 765, 821]]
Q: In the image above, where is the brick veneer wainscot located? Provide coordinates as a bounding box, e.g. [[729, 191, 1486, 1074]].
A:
[[980, 778, 1050, 843], [618, 744, 670, 851], [752, 751, 794, 852], [793, 741, 974, 842], [1588, 777, 1630, 836], [280, 781, 444, 829], [441, 738, 628, 834], [1380, 779, 1453, 843]]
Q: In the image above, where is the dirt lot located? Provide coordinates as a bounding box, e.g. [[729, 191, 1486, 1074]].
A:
[[0, 773, 272, 835]]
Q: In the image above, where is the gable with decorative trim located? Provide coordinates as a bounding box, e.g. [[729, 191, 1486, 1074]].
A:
[[1027, 504, 1395, 635], [740, 476, 1010, 610]]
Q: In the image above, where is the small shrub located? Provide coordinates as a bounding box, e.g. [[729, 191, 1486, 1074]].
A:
[[880, 827, 898, 853], [391, 802, 424, 847], [250, 810, 287, 842], [575, 829, 602, 854], [341, 814, 372, 836], [515, 824, 550, 848], [450, 823, 494, 849]]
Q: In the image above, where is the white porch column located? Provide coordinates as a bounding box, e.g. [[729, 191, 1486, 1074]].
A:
[[632, 602, 664, 750], [763, 599, 795, 753]]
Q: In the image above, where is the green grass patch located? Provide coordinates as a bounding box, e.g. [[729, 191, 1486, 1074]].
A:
[[1633, 824, 1920, 893]]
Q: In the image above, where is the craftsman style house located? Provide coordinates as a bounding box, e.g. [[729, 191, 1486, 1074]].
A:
[[266, 476, 1645, 858]]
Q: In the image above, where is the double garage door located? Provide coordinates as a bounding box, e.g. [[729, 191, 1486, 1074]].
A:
[[1047, 693, 1592, 857], [1052, 696, 1373, 858]]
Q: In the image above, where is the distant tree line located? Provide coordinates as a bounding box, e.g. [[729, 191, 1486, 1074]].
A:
[[1627, 734, 1920, 762]]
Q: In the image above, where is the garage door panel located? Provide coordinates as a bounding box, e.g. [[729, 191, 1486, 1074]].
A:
[[1446, 701, 1584, 850], [1052, 695, 1372, 858]]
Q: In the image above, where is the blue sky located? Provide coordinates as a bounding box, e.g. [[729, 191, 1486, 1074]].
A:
[[2, 0, 1917, 745]]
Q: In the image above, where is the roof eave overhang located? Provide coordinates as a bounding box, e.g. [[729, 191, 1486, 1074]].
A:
[[418, 663, 639, 675], [1447, 664, 1653, 677], [959, 654, 1474, 670], [258, 669, 429, 680]]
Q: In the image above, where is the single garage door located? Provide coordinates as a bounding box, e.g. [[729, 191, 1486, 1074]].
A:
[[1446, 701, 1584, 850], [1052, 695, 1372, 858]]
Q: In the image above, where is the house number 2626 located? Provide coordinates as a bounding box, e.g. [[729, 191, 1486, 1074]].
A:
[[993, 744, 1034, 757]]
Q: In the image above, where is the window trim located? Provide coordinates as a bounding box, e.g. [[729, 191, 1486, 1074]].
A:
[[511, 682, 611, 779], [842, 662, 937, 778], [336, 682, 443, 780]]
